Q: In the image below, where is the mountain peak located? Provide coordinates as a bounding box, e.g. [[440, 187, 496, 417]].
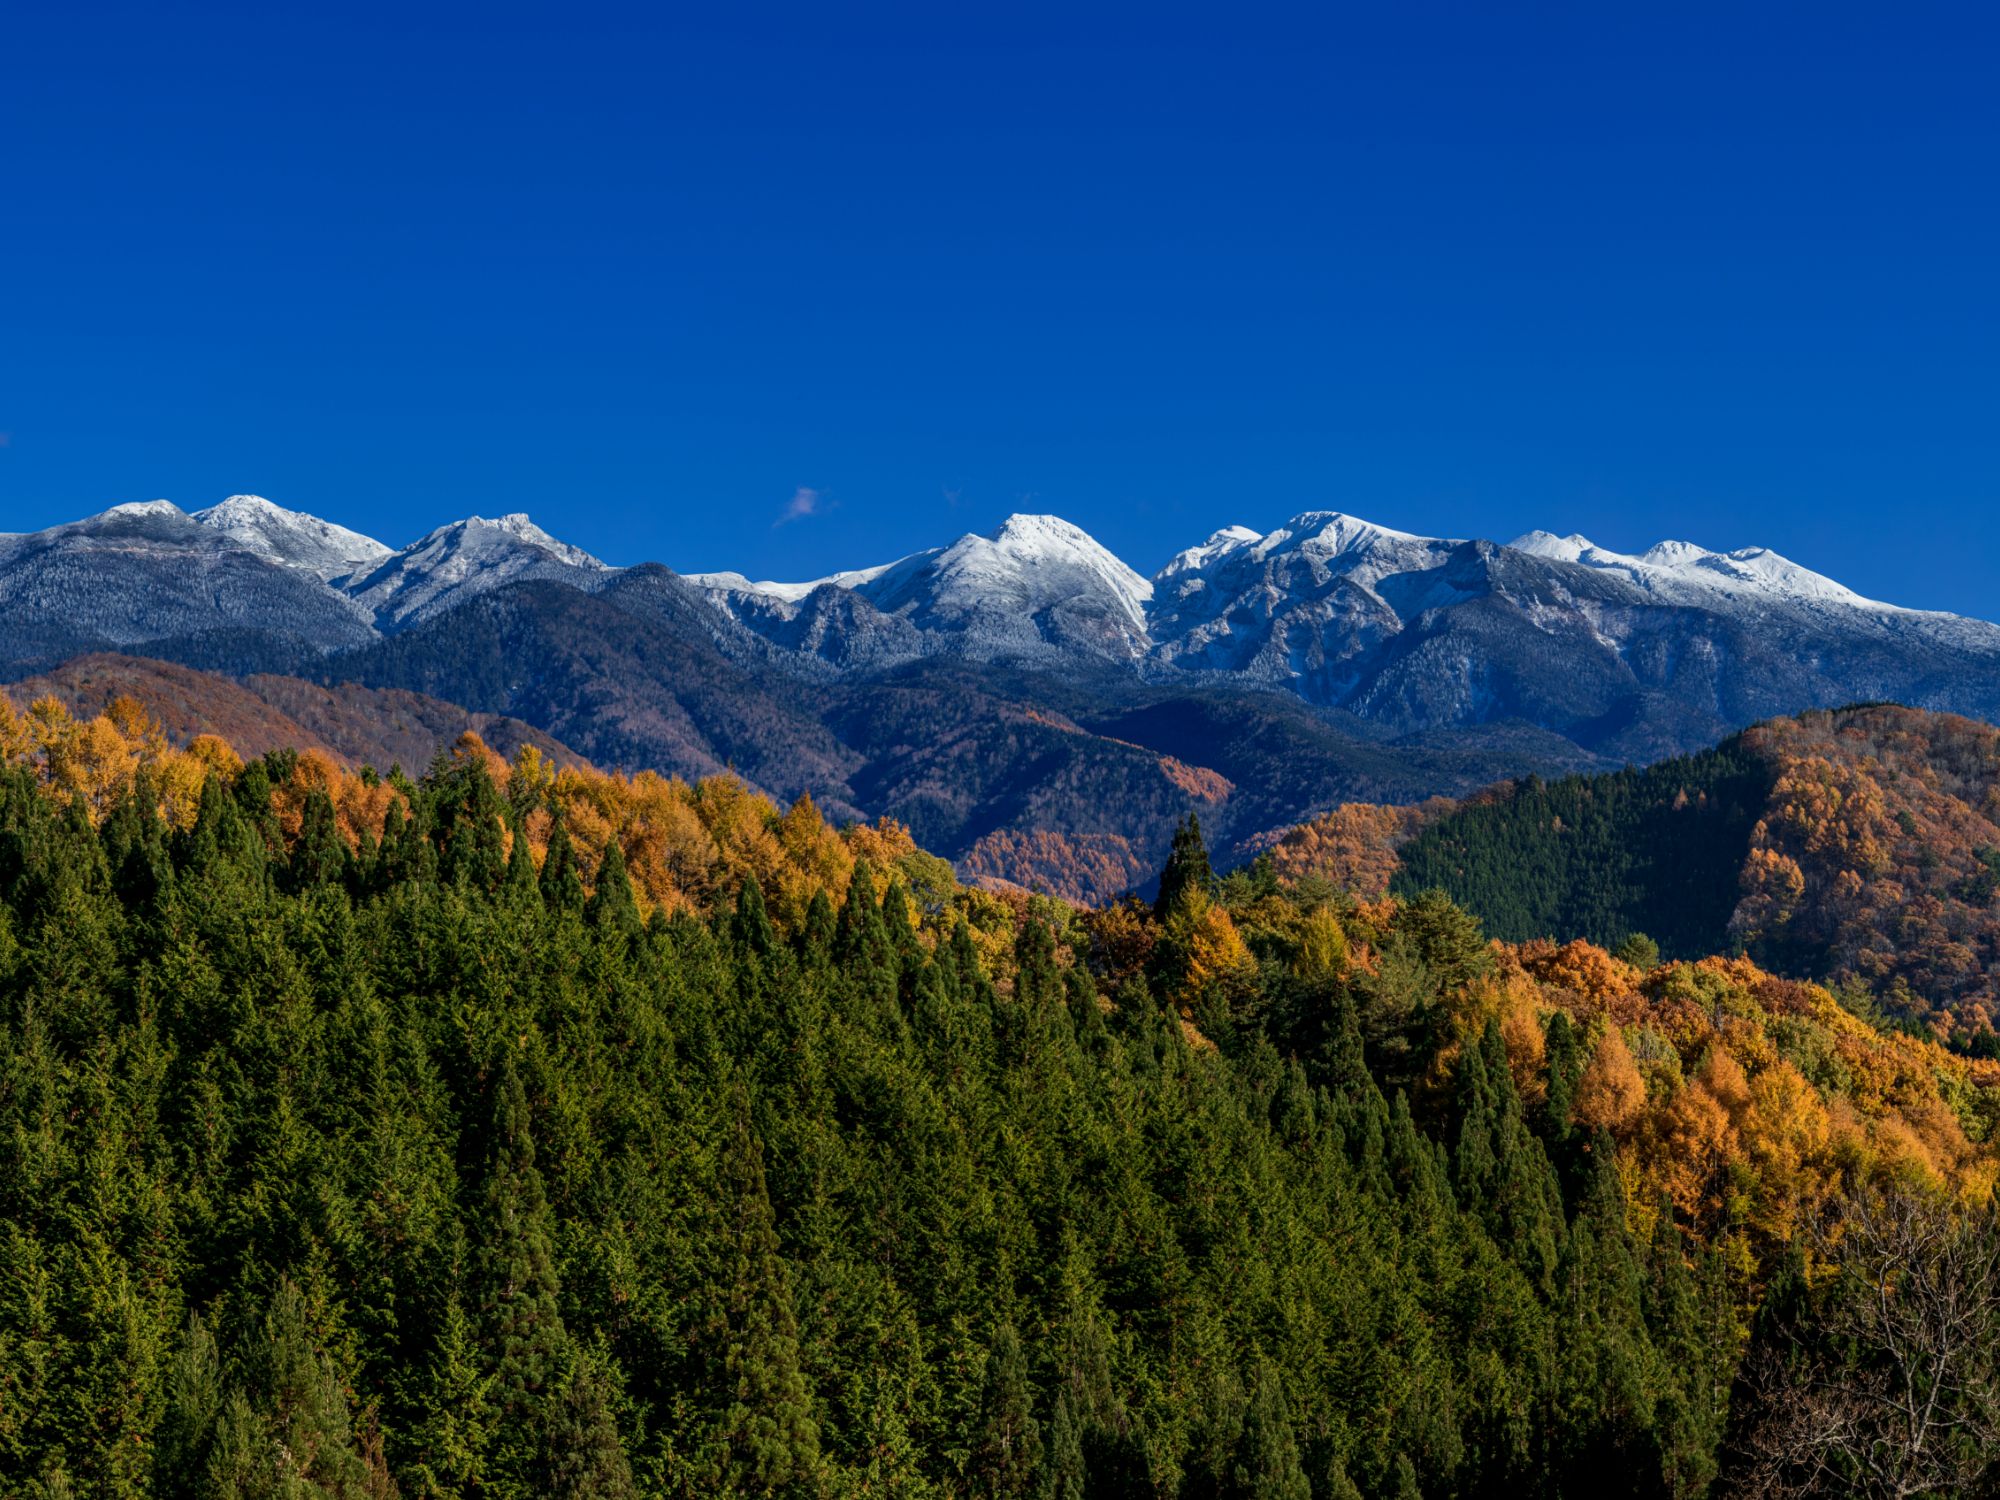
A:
[[192, 494, 392, 581], [99, 499, 185, 521], [344, 511, 608, 628], [1279, 510, 1439, 553], [1512, 530, 1898, 612], [1157, 524, 1262, 580], [418, 513, 604, 570], [1509, 530, 1597, 563]]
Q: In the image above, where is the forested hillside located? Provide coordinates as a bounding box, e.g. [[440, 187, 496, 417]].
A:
[[1389, 744, 1775, 961], [1268, 706, 2000, 1044], [4, 696, 2000, 1497]]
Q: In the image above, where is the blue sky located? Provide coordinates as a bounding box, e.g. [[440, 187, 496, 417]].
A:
[[3, 3, 1996, 610]]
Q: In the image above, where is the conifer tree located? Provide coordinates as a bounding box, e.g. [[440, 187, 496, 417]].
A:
[[713, 1100, 820, 1496], [799, 889, 837, 961], [287, 787, 349, 893], [477, 1065, 572, 1490], [973, 1321, 1041, 1499], [835, 860, 891, 974], [155, 1315, 225, 1500], [545, 1344, 636, 1500], [204, 1280, 390, 1500], [1230, 1358, 1310, 1500], [503, 821, 541, 906], [404, 1293, 496, 1497], [1043, 1389, 1087, 1500], [539, 811, 585, 911], [734, 875, 776, 958], [584, 840, 641, 939], [1154, 814, 1214, 920]]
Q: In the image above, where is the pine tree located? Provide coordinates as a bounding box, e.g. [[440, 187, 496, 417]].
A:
[[204, 1280, 390, 1500], [1043, 1389, 1086, 1500], [155, 1314, 225, 1500], [1229, 1358, 1310, 1500], [713, 1099, 820, 1496], [799, 889, 837, 962], [1154, 814, 1214, 920], [404, 1293, 496, 1498], [288, 787, 349, 893], [477, 1065, 572, 1490], [734, 876, 777, 959], [835, 860, 891, 974], [503, 820, 541, 906], [585, 840, 641, 938], [545, 1344, 636, 1500], [539, 811, 585, 912], [973, 1321, 1041, 1499]]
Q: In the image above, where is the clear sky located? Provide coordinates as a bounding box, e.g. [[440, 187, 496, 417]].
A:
[[3, 3, 1996, 611]]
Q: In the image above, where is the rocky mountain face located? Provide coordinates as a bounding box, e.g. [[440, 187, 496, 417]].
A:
[[0, 496, 605, 669], [4, 492, 1994, 899], [687, 512, 1154, 667]]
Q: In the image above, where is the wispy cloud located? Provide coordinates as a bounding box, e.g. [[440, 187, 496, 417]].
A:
[[775, 485, 823, 526]]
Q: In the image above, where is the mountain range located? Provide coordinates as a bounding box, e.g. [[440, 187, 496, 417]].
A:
[[5, 493, 1996, 899]]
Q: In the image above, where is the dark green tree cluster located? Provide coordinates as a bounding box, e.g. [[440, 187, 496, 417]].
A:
[[1392, 742, 1773, 960], [0, 750, 1803, 1497]]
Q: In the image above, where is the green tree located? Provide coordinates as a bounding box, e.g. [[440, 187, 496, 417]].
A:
[[1154, 814, 1214, 920]]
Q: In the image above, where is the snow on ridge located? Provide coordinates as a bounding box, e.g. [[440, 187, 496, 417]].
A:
[[1158, 525, 1262, 580], [690, 512, 1155, 629], [192, 494, 393, 581], [685, 561, 902, 604], [1507, 529, 1899, 613], [100, 499, 186, 520], [402, 513, 605, 571]]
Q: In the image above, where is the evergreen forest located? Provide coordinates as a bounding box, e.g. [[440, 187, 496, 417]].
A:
[[4, 697, 1999, 1498]]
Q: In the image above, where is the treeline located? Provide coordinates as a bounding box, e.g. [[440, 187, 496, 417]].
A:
[[2, 709, 1998, 1496], [1391, 743, 1774, 961]]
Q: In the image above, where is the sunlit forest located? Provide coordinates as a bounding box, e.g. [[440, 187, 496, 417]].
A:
[[5, 694, 1999, 1498]]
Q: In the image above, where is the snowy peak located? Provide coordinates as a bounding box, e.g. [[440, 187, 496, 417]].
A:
[[1159, 524, 1262, 579], [344, 513, 607, 627], [99, 499, 187, 522], [1508, 530, 1597, 565], [1509, 530, 1896, 612], [942, 512, 1154, 619], [1276, 510, 1440, 559], [687, 512, 1156, 663], [192, 494, 392, 581]]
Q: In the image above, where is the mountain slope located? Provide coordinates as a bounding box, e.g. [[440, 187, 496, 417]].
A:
[[191, 493, 392, 581], [0, 502, 380, 669], [1371, 704, 2000, 1037], [343, 512, 607, 627], [9, 653, 585, 769], [331, 575, 868, 815], [690, 513, 1154, 665]]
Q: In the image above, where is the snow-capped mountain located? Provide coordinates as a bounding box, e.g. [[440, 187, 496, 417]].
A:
[[192, 494, 392, 582], [685, 505, 2000, 758], [0, 501, 381, 665], [689, 513, 1154, 665], [1148, 511, 1463, 684], [0, 498, 606, 668], [1507, 530, 1901, 613], [4, 492, 1998, 769], [344, 513, 606, 627]]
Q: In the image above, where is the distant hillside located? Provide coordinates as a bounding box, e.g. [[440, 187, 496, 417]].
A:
[[9, 654, 586, 772], [1391, 742, 1774, 962], [1290, 705, 2000, 1038], [9, 493, 2000, 905]]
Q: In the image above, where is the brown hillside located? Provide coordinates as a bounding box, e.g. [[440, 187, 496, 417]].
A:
[[12, 654, 587, 773], [1731, 705, 2000, 1033]]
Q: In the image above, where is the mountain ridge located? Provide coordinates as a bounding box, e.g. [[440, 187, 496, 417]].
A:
[[6, 493, 1997, 902]]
